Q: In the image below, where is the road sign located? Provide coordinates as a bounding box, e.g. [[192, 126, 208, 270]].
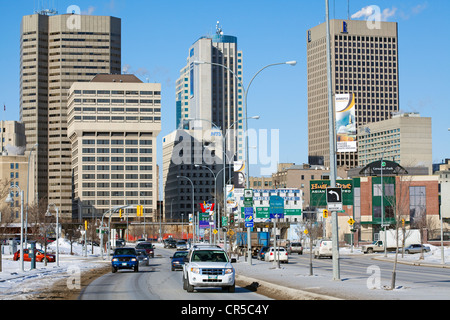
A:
[[326, 187, 343, 211], [269, 195, 284, 219], [348, 218, 355, 225], [244, 189, 254, 207]]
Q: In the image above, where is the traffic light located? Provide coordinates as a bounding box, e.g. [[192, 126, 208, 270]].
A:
[[137, 205, 144, 217], [85, 220, 88, 230], [323, 209, 329, 219], [119, 209, 123, 218]]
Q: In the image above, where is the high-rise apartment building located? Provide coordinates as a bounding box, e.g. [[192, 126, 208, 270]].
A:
[[20, 12, 121, 218], [67, 74, 161, 221], [307, 19, 399, 169]]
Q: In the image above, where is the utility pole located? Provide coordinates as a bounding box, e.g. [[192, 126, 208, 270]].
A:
[[325, 0, 340, 281]]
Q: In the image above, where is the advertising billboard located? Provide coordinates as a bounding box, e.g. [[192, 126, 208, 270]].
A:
[[335, 93, 357, 153]]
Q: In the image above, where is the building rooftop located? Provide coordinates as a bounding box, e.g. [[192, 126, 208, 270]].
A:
[[90, 74, 143, 83]]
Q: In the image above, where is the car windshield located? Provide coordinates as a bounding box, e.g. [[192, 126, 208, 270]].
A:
[[136, 243, 152, 249], [191, 250, 228, 262], [173, 251, 188, 258], [114, 248, 136, 256]]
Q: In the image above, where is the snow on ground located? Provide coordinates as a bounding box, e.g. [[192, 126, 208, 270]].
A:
[[0, 238, 110, 300]]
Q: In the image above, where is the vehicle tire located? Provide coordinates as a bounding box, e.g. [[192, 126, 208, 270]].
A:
[[112, 266, 117, 273], [367, 248, 373, 254], [134, 265, 139, 272], [186, 279, 194, 293], [227, 284, 235, 293], [182, 275, 187, 290], [405, 250, 410, 254]]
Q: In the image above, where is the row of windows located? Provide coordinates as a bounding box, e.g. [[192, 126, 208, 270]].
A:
[[82, 182, 153, 188], [73, 90, 160, 96], [82, 165, 153, 171], [73, 99, 161, 104], [82, 139, 152, 145], [82, 157, 153, 162], [82, 174, 152, 180], [81, 148, 153, 154], [71, 116, 161, 122]]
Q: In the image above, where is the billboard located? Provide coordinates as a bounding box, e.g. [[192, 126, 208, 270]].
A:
[[233, 161, 246, 189], [335, 93, 357, 153]]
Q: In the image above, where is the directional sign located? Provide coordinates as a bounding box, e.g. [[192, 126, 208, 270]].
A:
[[348, 218, 355, 225], [326, 187, 343, 211], [244, 207, 254, 228]]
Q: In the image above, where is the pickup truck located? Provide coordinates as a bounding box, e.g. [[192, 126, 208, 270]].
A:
[[182, 244, 236, 293], [362, 240, 385, 254], [111, 247, 139, 273]]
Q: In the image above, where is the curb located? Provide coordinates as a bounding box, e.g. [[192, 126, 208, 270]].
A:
[[371, 256, 450, 269], [235, 274, 341, 300]]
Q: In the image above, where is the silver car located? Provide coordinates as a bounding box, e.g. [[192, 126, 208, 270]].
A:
[[404, 244, 430, 254], [176, 240, 188, 250]]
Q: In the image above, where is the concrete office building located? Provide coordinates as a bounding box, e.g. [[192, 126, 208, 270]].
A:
[[358, 112, 432, 173], [307, 19, 399, 169], [67, 74, 161, 222], [1, 121, 26, 155], [20, 12, 121, 218]]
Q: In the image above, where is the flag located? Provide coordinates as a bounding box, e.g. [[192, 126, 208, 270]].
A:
[[3, 104, 5, 111]]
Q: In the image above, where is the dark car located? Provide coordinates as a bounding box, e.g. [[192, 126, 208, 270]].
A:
[[257, 246, 270, 261], [404, 244, 431, 254], [111, 247, 139, 273], [135, 242, 154, 258], [136, 249, 150, 266], [164, 238, 177, 248], [171, 250, 188, 271]]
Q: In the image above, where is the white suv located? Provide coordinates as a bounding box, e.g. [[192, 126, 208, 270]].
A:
[[182, 245, 236, 293]]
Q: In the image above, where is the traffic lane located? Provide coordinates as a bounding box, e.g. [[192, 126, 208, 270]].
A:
[[291, 252, 450, 287], [80, 247, 271, 300]]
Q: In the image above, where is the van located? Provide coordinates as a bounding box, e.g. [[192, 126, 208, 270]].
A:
[[314, 240, 332, 258]]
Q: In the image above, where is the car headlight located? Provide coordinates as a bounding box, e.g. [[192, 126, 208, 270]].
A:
[[173, 261, 180, 264], [190, 267, 200, 274], [131, 258, 137, 262], [225, 268, 234, 274], [112, 258, 118, 262]]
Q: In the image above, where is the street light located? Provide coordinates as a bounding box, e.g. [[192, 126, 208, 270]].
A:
[[26, 143, 38, 248], [177, 176, 195, 242], [5, 186, 24, 272], [46, 204, 60, 267]]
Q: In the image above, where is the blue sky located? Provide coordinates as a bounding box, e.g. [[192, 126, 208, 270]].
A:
[[1, 0, 449, 178]]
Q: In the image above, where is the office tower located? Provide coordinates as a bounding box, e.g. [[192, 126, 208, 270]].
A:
[[307, 19, 399, 168], [67, 74, 161, 221], [20, 12, 121, 218], [176, 24, 244, 162]]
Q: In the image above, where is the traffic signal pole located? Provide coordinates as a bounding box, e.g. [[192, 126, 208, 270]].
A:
[[325, 0, 340, 281]]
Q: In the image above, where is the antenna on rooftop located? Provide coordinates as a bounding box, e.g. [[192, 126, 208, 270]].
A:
[[35, 0, 58, 15], [216, 21, 223, 36]]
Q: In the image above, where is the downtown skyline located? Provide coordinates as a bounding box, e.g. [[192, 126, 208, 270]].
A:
[[1, 0, 448, 179]]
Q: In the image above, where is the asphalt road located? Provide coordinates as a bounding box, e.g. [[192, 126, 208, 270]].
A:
[[79, 247, 272, 300]]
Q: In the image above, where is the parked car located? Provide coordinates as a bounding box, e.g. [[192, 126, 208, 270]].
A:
[[257, 246, 270, 260], [287, 242, 303, 255], [136, 249, 150, 266], [13, 249, 56, 263], [171, 250, 188, 271], [176, 240, 188, 250], [404, 244, 431, 254], [314, 240, 333, 259], [135, 242, 154, 258], [111, 247, 139, 273], [264, 247, 289, 263]]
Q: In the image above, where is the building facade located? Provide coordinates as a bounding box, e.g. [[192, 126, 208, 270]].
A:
[[20, 13, 121, 218], [358, 112, 432, 173], [307, 19, 399, 169], [67, 74, 161, 222]]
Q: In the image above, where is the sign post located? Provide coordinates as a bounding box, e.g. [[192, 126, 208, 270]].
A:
[[270, 196, 284, 269]]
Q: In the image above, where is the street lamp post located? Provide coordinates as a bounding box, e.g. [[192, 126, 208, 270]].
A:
[[100, 205, 132, 259], [177, 176, 195, 242], [26, 143, 38, 249], [5, 186, 24, 272], [194, 59, 296, 265], [46, 204, 60, 267]]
